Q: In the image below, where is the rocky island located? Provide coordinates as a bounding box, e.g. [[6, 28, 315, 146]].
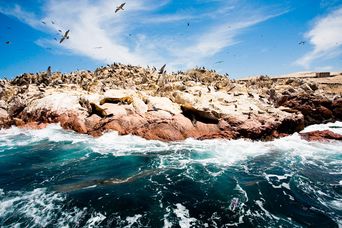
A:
[[0, 63, 341, 141]]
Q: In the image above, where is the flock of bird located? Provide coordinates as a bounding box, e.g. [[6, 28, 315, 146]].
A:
[[2, 2, 127, 46], [2, 1, 311, 71]]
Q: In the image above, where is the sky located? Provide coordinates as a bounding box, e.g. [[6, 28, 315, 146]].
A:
[[0, 0, 342, 79]]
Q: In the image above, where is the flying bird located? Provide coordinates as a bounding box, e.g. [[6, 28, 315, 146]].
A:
[[60, 30, 70, 43], [298, 41, 306, 45], [159, 64, 166, 74], [51, 21, 55, 24], [5, 41, 10, 44], [42, 21, 46, 24], [215, 61, 224, 64], [58, 29, 62, 33], [187, 22, 190, 26], [115, 3, 126, 13]]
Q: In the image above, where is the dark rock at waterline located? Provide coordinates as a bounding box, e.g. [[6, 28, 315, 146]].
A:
[[300, 130, 342, 142]]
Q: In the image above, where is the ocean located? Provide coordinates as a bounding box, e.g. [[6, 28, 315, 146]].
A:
[[0, 122, 341, 227]]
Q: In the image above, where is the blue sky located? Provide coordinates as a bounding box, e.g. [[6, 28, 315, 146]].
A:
[[0, 0, 342, 79]]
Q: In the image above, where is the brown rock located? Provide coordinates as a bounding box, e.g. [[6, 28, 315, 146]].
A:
[[19, 121, 48, 130], [85, 114, 102, 131], [142, 122, 185, 141], [0, 108, 9, 118], [332, 98, 342, 119], [317, 105, 333, 119], [13, 118, 25, 126], [300, 130, 342, 142], [8, 97, 26, 117], [59, 114, 87, 134]]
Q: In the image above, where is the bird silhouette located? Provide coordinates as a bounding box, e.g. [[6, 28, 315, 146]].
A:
[[47, 66, 52, 77], [5, 41, 10, 44], [42, 21, 46, 24], [298, 41, 306, 45], [60, 30, 70, 43], [215, 61, 224, 64], [159, 64, 166, 74], [115, 3, 126, 13], [187, 22, 190, 26]]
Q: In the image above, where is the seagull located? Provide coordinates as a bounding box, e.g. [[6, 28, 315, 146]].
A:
[[60, 30, 70, 43], [159, 64, 166, 74], [115, 3, 126, 13], [298, 41, 306, 45]]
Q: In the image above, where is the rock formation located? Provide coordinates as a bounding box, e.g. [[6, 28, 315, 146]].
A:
[[0, 63, 341, 141]]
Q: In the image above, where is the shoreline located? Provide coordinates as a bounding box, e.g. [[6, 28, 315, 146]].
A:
[[1, 63, 341, 142]]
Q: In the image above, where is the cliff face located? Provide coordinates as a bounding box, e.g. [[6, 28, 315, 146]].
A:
[[0, 63, 341, 141]]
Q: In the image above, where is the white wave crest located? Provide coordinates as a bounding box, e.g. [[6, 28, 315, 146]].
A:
[[0, 122, 341, 169], [0, 188, 105, 227]]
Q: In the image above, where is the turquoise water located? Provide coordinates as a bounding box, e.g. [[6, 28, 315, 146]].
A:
[[0, 123, 341, 227]]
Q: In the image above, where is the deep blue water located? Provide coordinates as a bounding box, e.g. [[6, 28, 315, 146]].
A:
[[0, 123, 341, 227]]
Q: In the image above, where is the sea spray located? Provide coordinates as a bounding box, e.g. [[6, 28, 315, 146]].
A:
[[0, 122, 341, 227]]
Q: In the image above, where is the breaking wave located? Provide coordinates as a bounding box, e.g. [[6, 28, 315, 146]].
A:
[[0, 122, 341, 227]]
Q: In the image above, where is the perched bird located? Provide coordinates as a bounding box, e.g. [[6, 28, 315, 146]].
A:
[[115, 3, 126, 13], [298, 41, 305, 45], [47, 66, 52, 77], [60, 30, 70, 43], [159, 64, 166, 74]]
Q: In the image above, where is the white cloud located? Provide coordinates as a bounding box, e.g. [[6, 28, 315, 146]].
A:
[[0, 0, 286, 71], [296, 7, 342, 68]]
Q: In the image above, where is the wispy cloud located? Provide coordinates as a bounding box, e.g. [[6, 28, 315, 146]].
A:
[[0, 0, 287, 71], [296, 7, 342, 68]]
